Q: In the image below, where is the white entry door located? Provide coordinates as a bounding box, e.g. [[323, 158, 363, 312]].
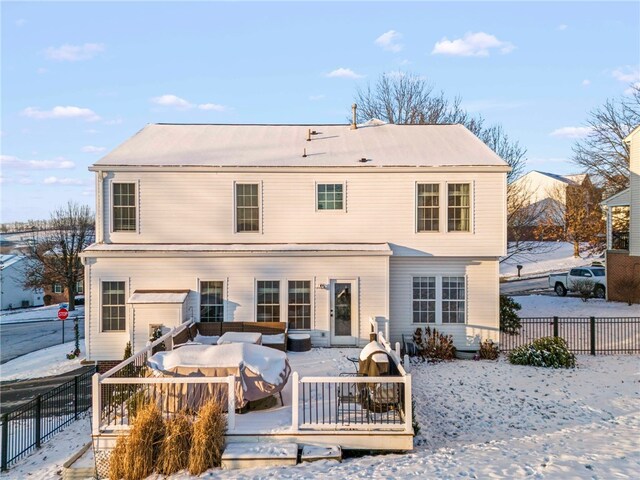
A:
[[330, 280, 356, 346]]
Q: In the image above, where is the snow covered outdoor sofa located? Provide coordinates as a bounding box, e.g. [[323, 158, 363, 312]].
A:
[[172, 321, 288, 351]]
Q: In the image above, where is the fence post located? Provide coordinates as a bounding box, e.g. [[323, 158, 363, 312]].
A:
[[227, 375, 236, 431], [35, 395, 42, 449], [553, 316, 559, 338], [403, 354, 411, 373], [590, 316, 596, 355], [92, 373, 101, 436], [74, 375, 79, 420], [404, 375, 413, 434], [1, 413, 8, 472], [291, 372, 299, 432]]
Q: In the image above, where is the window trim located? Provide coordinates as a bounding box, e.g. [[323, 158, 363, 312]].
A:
[[415, 182, 441, 233], [233, 181, 262, 234], [100, 278, 128, 333], [198, 279, 226, 323], [315, 182, 346, 213], [445, 181, 473, 233], [110, 180, 139, 234], [255, 279, 281, 322], [286, 279, 313, 330]]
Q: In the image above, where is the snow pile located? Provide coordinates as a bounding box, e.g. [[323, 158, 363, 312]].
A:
[[500, 242, 594, 279], [0, 341, 85, 382], [193, 333, 219, 345], [515, 295, 640, 317], [148, 343, 288, 385], [0, 305, 84, 324]]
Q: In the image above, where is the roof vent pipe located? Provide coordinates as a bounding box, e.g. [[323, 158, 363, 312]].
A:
[[307, 128, 311, 141], [351, 104, 357, 130]]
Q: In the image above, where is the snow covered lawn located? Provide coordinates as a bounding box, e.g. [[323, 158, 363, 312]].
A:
[[0, 305, 84, 324], [515, 295, 639, 318], [0, 341, 85, 382], [3, 353, 638, 479], [500, 242, 595, 279]]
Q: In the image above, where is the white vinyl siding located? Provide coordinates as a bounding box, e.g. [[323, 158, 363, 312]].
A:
[[101, 281, 126, 331], [112, 183, 137, 232], [200, 281, 224, 322], [256, 280, 280, 322], [416, 184, 439, 232], [235, 183, 260, 233]]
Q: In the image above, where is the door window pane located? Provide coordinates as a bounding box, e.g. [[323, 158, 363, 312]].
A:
[[334, 283, 351, 336], [200, 281, 224, 322]]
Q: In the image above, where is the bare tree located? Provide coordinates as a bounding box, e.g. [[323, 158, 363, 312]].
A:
[[23, 202, 94, 311], [354, 72, 529, 261], [572, 84, 640, 194]]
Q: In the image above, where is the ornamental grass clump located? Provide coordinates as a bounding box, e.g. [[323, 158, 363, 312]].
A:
[[413, 326, 456, 361], [108, 433, 128, 480], [508, 336, 576, 368], [479, 339, 500, 360], [188, 399, 227, 475], [157, 411, 193, 475]]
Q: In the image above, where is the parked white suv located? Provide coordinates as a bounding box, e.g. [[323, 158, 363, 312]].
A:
[[549, 266, 607, 298]]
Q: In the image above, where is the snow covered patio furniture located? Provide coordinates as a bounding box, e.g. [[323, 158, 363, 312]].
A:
[[180, 321, 288, 351], [146, 343, 291, 410], [217, 331, 262, 345]]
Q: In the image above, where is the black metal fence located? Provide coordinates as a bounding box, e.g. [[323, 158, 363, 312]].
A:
[[500, 317, 640, 354], [0, 367, 96, 471]]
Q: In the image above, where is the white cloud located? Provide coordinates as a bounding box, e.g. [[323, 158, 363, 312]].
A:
[[375, 30, 403, 53], [44, 43, 105, 62], [582, 79, 591, 87], [612, 66, 640, 84], [557, 24, 568, 31], [432, 32, 515, 57], [309, 94, 325, 101], [43, 176, 83, 186], [326, 68, 364, 79], [1, 154, 75, 170], [151, 94, 192, 109], [197, 103, 226, 112], [550, 126, 592, 139], [22, 106, 100, 122], [81, 145, 106, 154]]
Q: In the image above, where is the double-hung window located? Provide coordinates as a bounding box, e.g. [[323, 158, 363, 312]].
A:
[[417, 184, 439, 232], [200, 281, 224, 322], [412, 277, 436, 323], [317, 183, 344, 210], [235, 183, 260, 232], [112, 183, 137, 232], [288, 281, 311, 329], [442, 276, 466, 323], [447, 183, 470, 232], [102, 281, 126, 331], [53, 283, 63, 294], [257, 281, 280, 322], [75, 280, 84, 295]]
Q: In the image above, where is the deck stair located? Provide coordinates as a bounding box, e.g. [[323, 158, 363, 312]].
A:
[[221, 442, 299, 469], [301, 444, 342, 463]]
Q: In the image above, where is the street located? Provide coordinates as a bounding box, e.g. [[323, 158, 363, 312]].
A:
[[500, 276, 551, 296], [0, 318, 85, 364]]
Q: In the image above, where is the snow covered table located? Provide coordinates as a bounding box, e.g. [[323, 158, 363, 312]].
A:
[[217, 331, 262, 345], [147, 343, 291, 409]]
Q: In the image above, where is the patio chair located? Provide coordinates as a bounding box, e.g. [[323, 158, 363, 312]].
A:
[[402, 334, 417, 356]]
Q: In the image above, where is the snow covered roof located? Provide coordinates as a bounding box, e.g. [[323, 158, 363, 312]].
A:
[[91, 123, 509, 169], [533, 171, 587, 185], [82, 243, 393, 256], [128, 290, 189, 304], [0, 254, 25, 270]]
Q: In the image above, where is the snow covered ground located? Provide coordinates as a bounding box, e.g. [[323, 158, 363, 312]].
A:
[[500, 242, 596, 279], [0, 341, 85, 382], [515, 295, 640, 318], [0, 304, 84, 324], [3, 351, 638, 479]]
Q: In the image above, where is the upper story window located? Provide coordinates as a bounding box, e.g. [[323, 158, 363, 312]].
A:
[[112, 183, 137, 232], [257, 281, 280, 322], [447, 183, 470, 232], [102, 281, 126, 331], [288, 280, 311, 329], [235, 183, 260, 232], [200, 281, 224, 322], [317, 183, 344, 210], [417, 184, 440, 232]]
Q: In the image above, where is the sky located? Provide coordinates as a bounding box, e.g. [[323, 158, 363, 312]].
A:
[[1, 1, 639, 223]]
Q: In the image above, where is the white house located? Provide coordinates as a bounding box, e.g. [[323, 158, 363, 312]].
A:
[[81, 120, 510, 365], [0, 254, 44, 310]]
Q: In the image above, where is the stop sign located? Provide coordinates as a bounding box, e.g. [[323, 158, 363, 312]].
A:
[[58, 308, 69, 320]]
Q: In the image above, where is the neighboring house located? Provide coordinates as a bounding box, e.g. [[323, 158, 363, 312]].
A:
[[510, 170, 594, 239], [601, 125, 640, 303], [80, 120, 510, 366], [0, 254, 44, 310], [42, 279, 85, 305]]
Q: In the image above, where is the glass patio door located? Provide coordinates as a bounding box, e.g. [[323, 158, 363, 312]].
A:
[[330, 280, 355, 345]]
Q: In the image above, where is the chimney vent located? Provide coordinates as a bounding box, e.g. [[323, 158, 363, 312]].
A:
[[358, 157, 369, 163], [307, 129, 311, 142], [302, 148, 307, 158], [351, 104, 357, 130]]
